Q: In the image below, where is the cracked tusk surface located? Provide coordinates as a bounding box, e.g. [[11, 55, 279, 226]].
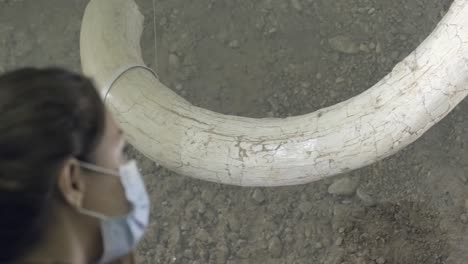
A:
[[80, 0, 468, 187]]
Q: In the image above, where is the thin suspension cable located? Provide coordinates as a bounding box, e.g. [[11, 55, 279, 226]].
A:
[[152, 0, 159, 72]]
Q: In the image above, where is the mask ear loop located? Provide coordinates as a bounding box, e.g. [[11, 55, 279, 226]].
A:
[[76, 161, 136, 220], [77, 207, 109, 220], [79, 161, 120, 177], [101, 65, 160, 102]]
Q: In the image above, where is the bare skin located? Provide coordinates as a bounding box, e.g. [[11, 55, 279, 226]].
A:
[[20, 109, 136, 264]]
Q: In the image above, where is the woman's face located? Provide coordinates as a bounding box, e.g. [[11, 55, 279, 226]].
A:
[[79, 109, 131, 217]]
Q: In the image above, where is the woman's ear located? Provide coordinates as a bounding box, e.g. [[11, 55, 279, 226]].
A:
[[57, 158, 86, 209]]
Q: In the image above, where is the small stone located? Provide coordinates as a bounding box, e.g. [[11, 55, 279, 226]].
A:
[[369, 42, 376, 49], [229, 40, 240, 48], [464, 199, 468, 211], [316, 73, 322, 79], [228, 217, 241, 232], [168, 53, 180, 68], [301, 81, 311, 88], [328, 177, 359, 196], [356, 188, 376, 206], [252, 189, 266, 204], [201, 189, 216, 202], [268, 236, 283, 258], [291, 0, 302, 11], [217, 30, 228, 43], [336, 77, 345, 83], [359, 43, 370, 52], [195, 228, 212, 243], [284, 233, 294, 243], [460, 213, 468, 224], [215, 245, 229, 263], [197, 200, 206, 214], [315, 242, 323, 249], [159, 17, 168, 26], [335, 237, 344, 246], [180, 221, 189, 231], [169, 43, 179, 53], [368, 7, 376, 14], [175, 83, 183, 91], [376, 257, 386, 264], [236, 243, 250, 258], [328, 35, 360, 54], [375, 43, 382, 53], [267, 27, 277, 34], [183, 249, 194, 259], [298, 201, 313, 213]]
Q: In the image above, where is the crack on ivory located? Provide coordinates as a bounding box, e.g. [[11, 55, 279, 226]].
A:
[[80, 0, 468, 186]]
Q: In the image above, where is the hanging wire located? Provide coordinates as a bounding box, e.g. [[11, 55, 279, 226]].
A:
[[152, 0, 159, 72]]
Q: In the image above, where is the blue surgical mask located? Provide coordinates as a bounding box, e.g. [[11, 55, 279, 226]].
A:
[[77, 160, 150, 264]]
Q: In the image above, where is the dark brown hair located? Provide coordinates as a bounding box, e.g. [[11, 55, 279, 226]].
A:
[[0, 67, 106, 262]]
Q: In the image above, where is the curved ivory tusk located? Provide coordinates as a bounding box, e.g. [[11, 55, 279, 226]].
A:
[[80, 0, 468, 187]]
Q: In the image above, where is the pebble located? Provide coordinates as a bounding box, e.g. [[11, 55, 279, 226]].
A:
[[228, 217, 241, 232], [201, 189, 216, 202], [291, 0, 302, 11], [301, 81, 311, 88], [460, 213, 468, 224], [195, 228, 212, 243], [376, 257, 386, 264], [180, 221, 189, 231], [335, 77, 345, 83], [356, 188, 376, 206], [252, 189, 266, 204], [328, 35, 360, 54], [229, 40, 240, 49], [328, 177, 359, 196], [168, 53, 180, 68], [13, 32, 33, 57], [217, 30, 228, 43], [159, 17, 168, 26], [215, 245, 229, 263], [298, 201, 314, 213], [175, 83, 183, 91], [268, 236, 283, 258], [375, 43, 382, 53], [391, 51, 400, 60], [359, 43, 370, 52], [464, 199, 468, 211], [267, 27, 277, 35], [197, 200, 206, 214], [182, 249, 193, 259], [316, 72, 322, 79], [335, 237, 344, 246]]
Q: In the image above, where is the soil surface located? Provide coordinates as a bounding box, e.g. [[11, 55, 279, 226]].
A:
[[3, 0, 468, 263]]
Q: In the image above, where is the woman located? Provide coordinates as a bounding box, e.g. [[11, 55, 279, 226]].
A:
[[0, 67, 150, 263]]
